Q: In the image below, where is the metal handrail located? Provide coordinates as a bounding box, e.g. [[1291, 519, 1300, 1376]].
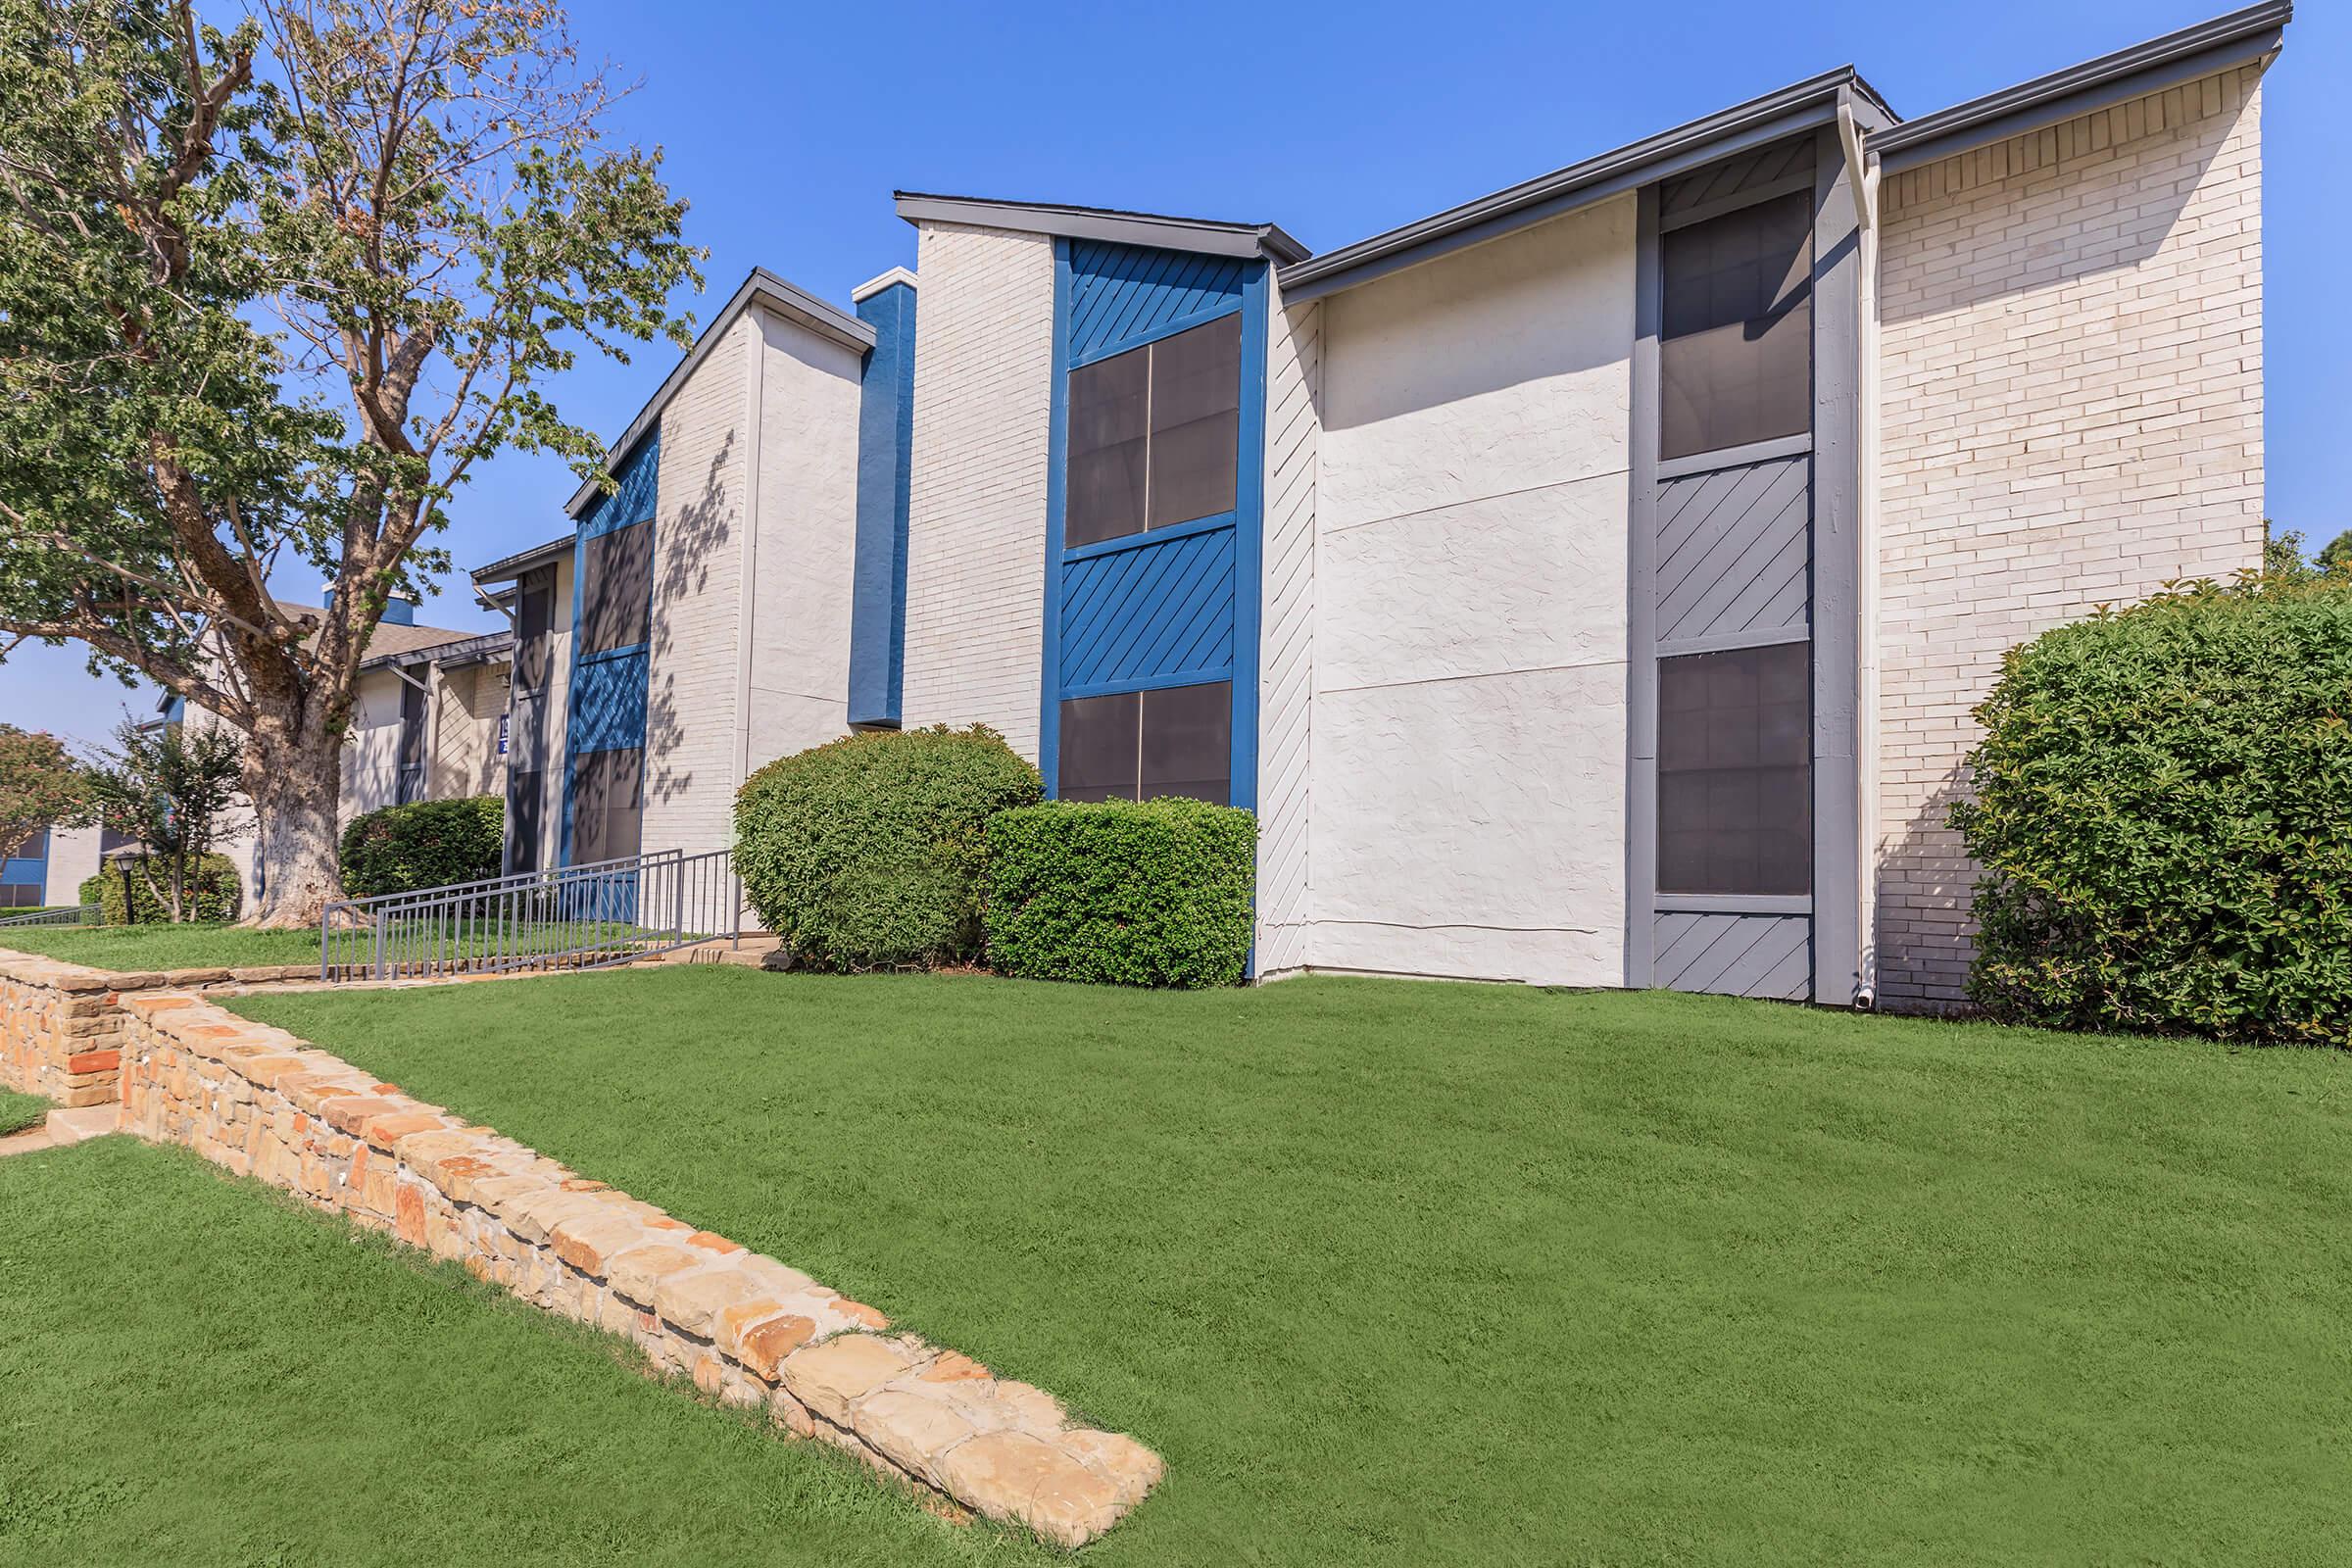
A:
[[0, 904, 98, 929], [318, 847, 738, 983]]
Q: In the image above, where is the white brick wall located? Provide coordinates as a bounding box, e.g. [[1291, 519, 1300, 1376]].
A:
[[641, 315, 750, 858], [745, 307, 865, 774], [899, 221, 1055, 760], [1874, 65, 2268, 1010]]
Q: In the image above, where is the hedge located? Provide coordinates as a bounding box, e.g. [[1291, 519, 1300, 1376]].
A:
[[984, 798, 1256, 988], [81, 853, 241, 924], [735, 726, 1042, 972], [1950, 577, 2352, 1045], [338, 796, 505, 900]]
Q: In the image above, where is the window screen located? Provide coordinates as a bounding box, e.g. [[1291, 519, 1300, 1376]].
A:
[[1066, 351, 1149, 548], [508, 768, 544, 874], [580, 521, 653, 656], [514, 565, 555, 691], [1657, 643, 1809, 896], [1659, 190, 1813, 462], [1, 884, 37, 909], [571, 748, 643, 865], [1056, 681, 1231, 806], [1063, 315, 1241, 548]]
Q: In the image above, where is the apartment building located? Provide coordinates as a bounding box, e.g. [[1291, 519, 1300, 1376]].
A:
[[479, 3, 2283, 1008]]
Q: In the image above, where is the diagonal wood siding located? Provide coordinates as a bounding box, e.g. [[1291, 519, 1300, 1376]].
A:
[[1653, 911, 1811, 999], [1655, 456, 1811, 645]]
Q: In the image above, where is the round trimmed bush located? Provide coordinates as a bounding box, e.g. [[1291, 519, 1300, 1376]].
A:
[[338, 796, 505, 899], [87, 852, 241, 924], [984, 798, 1257, 988], [1951, 577, 2352, 1044], [735, 725, 1042, 971]]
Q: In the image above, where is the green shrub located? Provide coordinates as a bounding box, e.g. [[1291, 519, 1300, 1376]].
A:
[[1951, 577, 2352, 1045], [735, 726, 1042, 972], [87, 852, 241, 924], [337, 796, 504, 900], [984, 798, 1256, 988]]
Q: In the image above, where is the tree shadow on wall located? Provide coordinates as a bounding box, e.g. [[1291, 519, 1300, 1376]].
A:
[[1874, 763, 1982, 1018], [641, 429, 735, 815], [1879, 90, 2237, 325]]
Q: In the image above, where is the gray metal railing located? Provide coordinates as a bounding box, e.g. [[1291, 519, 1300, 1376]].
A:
[[0, 904, 99, 929], [318, 848, 739, 983]]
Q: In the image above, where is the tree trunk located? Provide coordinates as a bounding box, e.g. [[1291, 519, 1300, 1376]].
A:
[[245, 727, 345, 928]]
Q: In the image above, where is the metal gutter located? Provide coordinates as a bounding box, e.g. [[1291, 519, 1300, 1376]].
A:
[[1277, 68, 1897, 305], [559, 269, 877, 520], [895, 192, 1309, 268], [1871, 1, 2289, 173], [469, 532, 573, 584], [362, 627, 514, 673]]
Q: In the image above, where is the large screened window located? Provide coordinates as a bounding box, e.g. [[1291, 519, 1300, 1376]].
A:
[[514, 565, 555, 691], [571, 747, 643, 865], [1659, 189, 1813, 462], [1064, 315, 1241, 549], [580, 520, 652, 656], [396, 677, 427, 805], [1657, 643, 1810, 896], [1057, 681, 1231, 805]]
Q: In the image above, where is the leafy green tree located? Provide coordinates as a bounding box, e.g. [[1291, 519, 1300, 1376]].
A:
[[2319, 529, 2352, 576], [0, 724, 97, 856], [0, 0, 701, 922], [87, 715, 247, 923]]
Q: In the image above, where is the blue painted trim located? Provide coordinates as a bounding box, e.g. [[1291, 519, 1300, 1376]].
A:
[[849, 279, 916, 726], [1059, 665, 1236, 703], [1039, 239, 1073, 797], [576, 641, 650, 667], [1065, 297, 1245, 371], [1060, 511, 1235, 564], [1233, 262, 1269, 981], [1232, 260, 1266, 819], [560, 432, 660, 865]]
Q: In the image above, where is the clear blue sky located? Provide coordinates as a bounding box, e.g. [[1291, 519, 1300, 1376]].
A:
[[4, 0, 2341, 747]]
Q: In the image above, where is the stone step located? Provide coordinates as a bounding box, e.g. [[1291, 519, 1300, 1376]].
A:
[[46, 1104, 120, 1145]]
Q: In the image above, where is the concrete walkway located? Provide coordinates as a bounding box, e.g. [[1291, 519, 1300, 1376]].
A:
[[0, 1105, 118, 1158]]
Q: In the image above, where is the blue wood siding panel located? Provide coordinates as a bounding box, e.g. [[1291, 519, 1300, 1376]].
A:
[[1058, 525, 1237, 693], [562, 432, 659, 862], [848, 280, 914, 726], [567, 652, 651, 754], [1066, 240, 1246, 365]]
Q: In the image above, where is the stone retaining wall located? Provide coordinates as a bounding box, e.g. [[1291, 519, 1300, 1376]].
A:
[[111, 988, 1161, 1546]]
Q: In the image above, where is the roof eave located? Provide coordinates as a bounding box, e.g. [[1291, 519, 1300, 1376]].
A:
[[559, 269, 877, 520], [361, 627, 515, 672], [1871, 0, 2289, 174], [1276, 67, 1886, 305], [469, 531, 575, 584], [894, 192, 1308, 267]]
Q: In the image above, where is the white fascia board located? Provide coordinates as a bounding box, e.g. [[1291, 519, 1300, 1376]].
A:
[[561, 269, 876, 519]]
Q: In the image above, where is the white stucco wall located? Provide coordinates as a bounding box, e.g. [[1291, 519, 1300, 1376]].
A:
[[1306, 193, 1636, 984], [429, 658, 509, 802], [898, 221, 1055, 760], [43, 825, 103, 906], [340, 666, 408, 819], [744, 306, 864, 775]]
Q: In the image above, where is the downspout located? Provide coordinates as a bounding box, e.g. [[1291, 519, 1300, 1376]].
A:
[[1838, 91, 1884, 1007], [734, 311, 767, 805]]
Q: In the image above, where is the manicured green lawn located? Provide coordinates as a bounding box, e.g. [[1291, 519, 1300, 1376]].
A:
[[0, 1137, 1034, 1566], [228, 970, 2352, 1565], [0, 1089, 47, 1138], [0, 921, 317, 970]]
